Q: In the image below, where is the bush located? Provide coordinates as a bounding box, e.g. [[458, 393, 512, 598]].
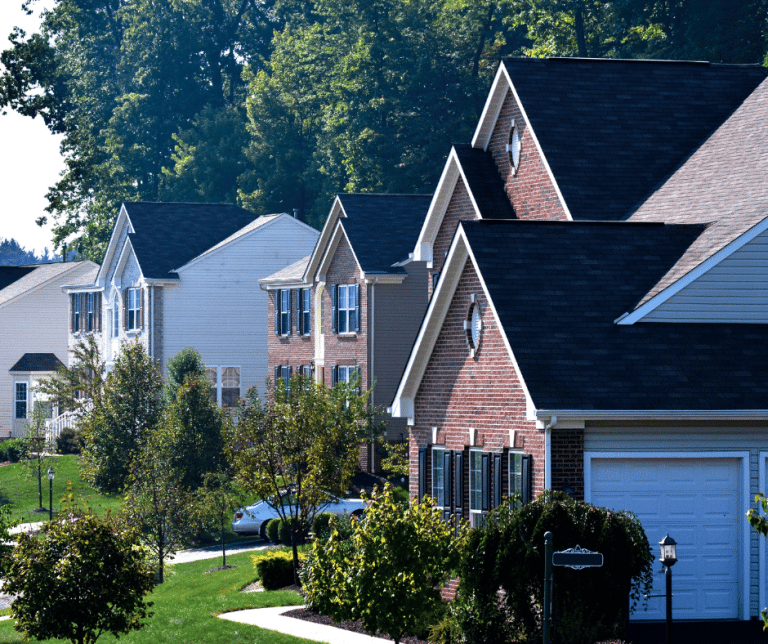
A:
[[392, 485, 410, 507], [277, 517, 296, 544], [456, 491, 654, 644], [312, 512, 354, 543], [0, 439, 24, 463], [252, 551, 305, 590], [56, 427, 82, 455], [265, 519, 279, 543]]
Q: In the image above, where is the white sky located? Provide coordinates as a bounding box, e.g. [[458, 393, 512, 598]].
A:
[[0, 0, 64, 255]]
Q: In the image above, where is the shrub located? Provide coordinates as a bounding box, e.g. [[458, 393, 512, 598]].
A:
[[312, 512, 354, 543], [277, 517, 297, 544], [252, 551, 305, 590], [456, 491, 654, 644], [266, 519, 279, 543], [56, 427, 82, 455], [392, 485, 410, 507], [0, 439, 24, 463]]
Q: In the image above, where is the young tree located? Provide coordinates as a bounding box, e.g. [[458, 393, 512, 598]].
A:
[[226, 373, 377, 583], [122, 425, 196, 584], [163, 346, 206, 405], [82, 341, 162, 494], [20, 406, 54, 513], [5, 505, 155, 644], [194, 472, 246, 568], [303, 484, 466, 644], [36, 335, 105, 414]]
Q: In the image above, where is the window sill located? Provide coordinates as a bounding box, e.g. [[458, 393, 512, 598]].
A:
[[337, 332, 358, 337]]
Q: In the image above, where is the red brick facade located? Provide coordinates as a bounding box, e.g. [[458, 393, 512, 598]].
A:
[[487, 91, 568, 222], [409, 259, 543, 507]]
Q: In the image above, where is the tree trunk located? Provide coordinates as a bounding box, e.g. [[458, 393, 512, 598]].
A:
[[221, 516, 226, 567], [575, 8, 588, 57], [291, 526, 300, 586], [37, 461, 43, 511]]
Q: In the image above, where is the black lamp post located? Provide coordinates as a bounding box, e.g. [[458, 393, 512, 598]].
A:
[[47, 467, 55, 521], [659, 534, 677, 644]]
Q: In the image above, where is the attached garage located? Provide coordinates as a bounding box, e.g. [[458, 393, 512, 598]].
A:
[[585, 453, 749, 621]]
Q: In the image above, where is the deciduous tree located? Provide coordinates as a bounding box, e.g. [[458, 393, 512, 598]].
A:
[[5, 505, 154, 644]]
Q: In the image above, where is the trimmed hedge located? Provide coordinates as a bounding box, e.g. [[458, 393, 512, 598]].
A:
[[251, 551, 305, 590], [0, 439, 24, 463]]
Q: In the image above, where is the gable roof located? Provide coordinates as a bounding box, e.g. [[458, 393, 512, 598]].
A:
[[622, 76, 768, 316], [337, 194, 433, 274], [463, 219, 768, 412], [0, 262, 96, 308], [478, 58, 767, 222], [9, 353, 64, 373], [122, 202, 265, 279], [260, 255, 311, 287]]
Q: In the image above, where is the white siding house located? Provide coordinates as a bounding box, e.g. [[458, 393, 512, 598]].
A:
[[63, 202, 319, 409], [0, 261, 99, 438]]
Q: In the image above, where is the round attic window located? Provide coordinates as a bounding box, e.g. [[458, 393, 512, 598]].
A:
[[466, 302, 482, 352], [507, 119, 522, 173]]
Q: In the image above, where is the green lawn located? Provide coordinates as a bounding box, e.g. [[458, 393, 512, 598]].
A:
[[0, 454, 122, 524], [0, 550, 316, 644]]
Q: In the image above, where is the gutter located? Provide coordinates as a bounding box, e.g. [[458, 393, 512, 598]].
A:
[[535, 409, 768, 422]]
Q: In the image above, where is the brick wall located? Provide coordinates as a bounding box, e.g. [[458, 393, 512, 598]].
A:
[[409, 259, 543, 501], [487, 91, 568, 222], [550, 426, 584, 501], [428, 179, 478, 298], [266, 287, 316, 379]]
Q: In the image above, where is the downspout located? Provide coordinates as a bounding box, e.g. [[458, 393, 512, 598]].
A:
[[543, 415, 557, 490], [370, 279, 377, 472], [150, 285, 154, 359]]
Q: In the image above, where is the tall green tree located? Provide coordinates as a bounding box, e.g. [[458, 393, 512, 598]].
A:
[[163, 345, 206, 405], [226, 373, 377, 582], [82, 341, 162, 493]]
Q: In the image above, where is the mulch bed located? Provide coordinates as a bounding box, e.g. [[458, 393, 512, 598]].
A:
[[283, 607, 430, 644]]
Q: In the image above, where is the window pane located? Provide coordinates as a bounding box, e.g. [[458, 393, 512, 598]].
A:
[[348, 309, 356, 331], [510, 453, 523, 497], [222, 387, 239, 408], [206, 367, 217, 403], [432, 449, 445, 506], [15, 383, 27, 419], [338, 285, 347, 309], [470, 451, 482, 511], [222, 367, 239, 388], [348, 285, 355, 308]]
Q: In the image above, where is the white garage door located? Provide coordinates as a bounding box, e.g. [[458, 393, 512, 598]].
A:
[[588, 458, 740, 621]]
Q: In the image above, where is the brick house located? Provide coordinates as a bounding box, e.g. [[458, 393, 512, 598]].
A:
[[61, 202, 318, 414], [391, 58, 768, 622], [261, 193, 431, 471]]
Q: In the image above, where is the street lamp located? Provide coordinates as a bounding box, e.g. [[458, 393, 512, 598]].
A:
[[47, 467, 55, 521], [659, 534, 677, 644]]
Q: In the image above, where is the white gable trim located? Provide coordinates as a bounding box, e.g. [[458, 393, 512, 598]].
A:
[[470, 62, 573, 221], [413, 148, 483, 267], [314, 221, 363, 282], [112, 237, 142, 287], [303, 197, 345, 283], [616, 215, 768, 325], [392, 224, 535, 424], [96, 204, 132, 287]]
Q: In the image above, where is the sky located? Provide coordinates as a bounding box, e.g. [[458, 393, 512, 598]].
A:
[[0, 0, 64, 255]]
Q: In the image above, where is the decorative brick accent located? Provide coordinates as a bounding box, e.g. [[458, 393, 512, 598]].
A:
[[487, 91, 568, 222]]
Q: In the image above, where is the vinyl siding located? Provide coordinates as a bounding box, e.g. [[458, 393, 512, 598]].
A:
[[643, 228, 768, 322], [162, 217, 318, 396], [1, 262, 97, 437]]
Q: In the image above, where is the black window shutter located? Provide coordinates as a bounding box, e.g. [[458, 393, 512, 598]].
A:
[[331, 365, 338, 386], [275, 290, 281, 335], [444, 450, 453, 508], [481, 452, 491, 512], [454, 451, 463, 509], [522, 454, 533, 505], [354, 283, 360, 332], [298, 290, 304, 335], [418, 447, 427, 501], [493, 453, 503, 509], [274, 366, 280, 385], [288, 290, 293, 335], [331, 285, 338, 333]]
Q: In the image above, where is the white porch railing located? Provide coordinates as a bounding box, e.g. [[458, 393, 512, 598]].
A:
[[45, 401, 92, 445]]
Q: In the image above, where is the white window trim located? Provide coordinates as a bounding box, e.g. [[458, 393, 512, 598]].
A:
[[14, 381, 28, 420], [337, 284, 356, 334], [301, 288, 311, 336], [127, 288, 141, 331], [206, 365, 242, 407], [469, 449, 483, 526]]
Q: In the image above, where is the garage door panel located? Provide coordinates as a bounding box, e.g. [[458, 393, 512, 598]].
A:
[[589, 457, 740, 621]]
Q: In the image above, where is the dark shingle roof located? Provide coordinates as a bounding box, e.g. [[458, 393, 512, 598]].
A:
[[464, 219, 768, 411], [453, 145, 516, 219], [10, 353, 64, 373], [338, 194, 433, 273], [124, 202, 263, 279], [0, 266, 36, 291], [502, 58, 768, 222]]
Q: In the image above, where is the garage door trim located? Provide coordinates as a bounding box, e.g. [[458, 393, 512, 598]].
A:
[[759, 451, 768, 618], [584, 450, 750, 621]]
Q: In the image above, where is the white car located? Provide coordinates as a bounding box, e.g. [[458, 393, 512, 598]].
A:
[[232, 494, 366, 539]]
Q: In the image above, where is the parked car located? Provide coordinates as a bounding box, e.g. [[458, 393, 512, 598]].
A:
[[232, 493, 366, 539]]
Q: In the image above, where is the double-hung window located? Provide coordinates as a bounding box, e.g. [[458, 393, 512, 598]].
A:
[[127, 288, 141, 330], [87, 293, 94, 331], [509, 452, 532, 507], [298, 288, 311, 335], [206, 367, 218, 403], [332, 365, 360, 390], [469, 450, 490, 528], [274, 365, 292, 397], [112, 299, 119, 337], [332, 284, 359, 333], [432, 448, 452, 515], [14, 382, 27, 419], [73, 295, 81, 332], [206, 366, 241, 407], [275, 290, 292, 335]]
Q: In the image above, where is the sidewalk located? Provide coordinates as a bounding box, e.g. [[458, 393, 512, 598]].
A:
[[168, 539, 270, 564], [219, 606, 393, 644]]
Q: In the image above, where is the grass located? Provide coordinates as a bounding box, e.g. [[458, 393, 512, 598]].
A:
[[0, 549, 316, 644], [0, 454, 122, 524]]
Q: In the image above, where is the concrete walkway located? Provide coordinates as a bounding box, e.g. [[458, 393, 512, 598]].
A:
[[219, 606, 393, 644], [168, 539, 270, 564]]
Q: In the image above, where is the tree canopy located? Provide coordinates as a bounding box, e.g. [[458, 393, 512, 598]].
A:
[[2, 0, 766, 254]]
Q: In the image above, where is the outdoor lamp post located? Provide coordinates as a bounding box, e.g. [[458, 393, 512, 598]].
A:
[[659, 534, 677, 644], [47, 467, 55, 521]]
